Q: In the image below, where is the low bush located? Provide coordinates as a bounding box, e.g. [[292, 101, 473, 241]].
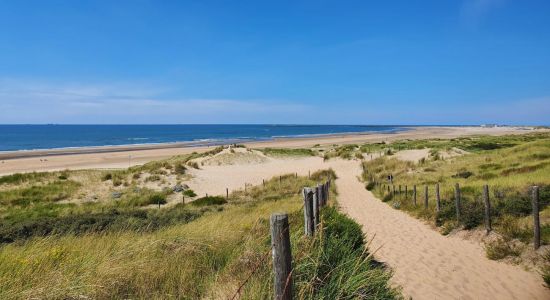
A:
[[365, 181, 375, 191], [183, 189, 197, 197], [485, 237, 523, 260], [192, 196, 227, 207]]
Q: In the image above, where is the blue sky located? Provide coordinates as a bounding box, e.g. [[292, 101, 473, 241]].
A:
[[0, 0, 549, 125]]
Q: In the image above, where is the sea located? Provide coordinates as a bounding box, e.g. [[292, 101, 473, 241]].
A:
[[0, 125, 410, 152]]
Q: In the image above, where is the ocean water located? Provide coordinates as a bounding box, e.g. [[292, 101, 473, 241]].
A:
[[0, 125, 408, 151]]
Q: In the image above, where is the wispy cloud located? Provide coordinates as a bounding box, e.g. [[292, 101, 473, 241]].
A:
[[0, 79, 309, 124]]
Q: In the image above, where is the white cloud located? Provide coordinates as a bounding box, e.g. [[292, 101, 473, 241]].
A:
[[0, 79, 310, 124]]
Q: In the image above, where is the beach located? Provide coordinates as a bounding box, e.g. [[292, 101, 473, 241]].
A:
[[0, 126, 538, 176]]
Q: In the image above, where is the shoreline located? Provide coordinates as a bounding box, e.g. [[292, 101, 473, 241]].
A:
[[0, 126, 544, 175], [0, 128, 409, 160]]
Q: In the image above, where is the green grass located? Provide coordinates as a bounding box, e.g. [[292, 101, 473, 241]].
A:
[[259, 147, 315, 157], [0, 180, 81, 206], [0, 172, 399, 299], [0, 172, 51, 185], [191, 195, 227, 206], [362, 136, 550, 255]]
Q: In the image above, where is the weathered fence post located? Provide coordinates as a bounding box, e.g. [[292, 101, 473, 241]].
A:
[[455, 183, 461, 221], [313, 188, 320, 227], [226, 188, 229, 200], [317, 184, 324, 207], [532, 186, 540, 250], [308, 170, 310, 179], [483, 185, 491, 234], [263, 179, 265, 187], [182, 195, 185, 205], [302, 188, 315, 236], [387, 185, 390, 194], [270, 213, 293, 300], [279, 176, 282, 184], [435, 183, 441, 212], [424, 185, 429, 209], [405, 185, 408, 199], [413, 185, 417, 206]]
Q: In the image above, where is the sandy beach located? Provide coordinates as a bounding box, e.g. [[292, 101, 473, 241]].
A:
[[0, 126, 539, 176]]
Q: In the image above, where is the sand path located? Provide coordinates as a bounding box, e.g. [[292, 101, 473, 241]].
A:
[[330, 159, 550, 300]]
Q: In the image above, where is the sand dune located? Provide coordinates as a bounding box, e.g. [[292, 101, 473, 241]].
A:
[[182, 154, 550, 299], [332, 159, 549, 300], [0, 126, 542, 176]]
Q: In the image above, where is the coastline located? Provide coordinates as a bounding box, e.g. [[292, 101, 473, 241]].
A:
[[0, 126, 544, 175]]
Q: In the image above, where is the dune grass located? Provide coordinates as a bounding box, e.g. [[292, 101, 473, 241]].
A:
[[0, 170, 399, 299], [361, 136, 550, 258], [258, 147, 315, 157]]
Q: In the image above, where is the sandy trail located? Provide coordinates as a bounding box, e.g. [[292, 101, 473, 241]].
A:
[[330, 159, 550, 300]]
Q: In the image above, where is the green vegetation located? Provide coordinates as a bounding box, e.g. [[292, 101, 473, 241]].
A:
[[259, 147, 315, 157], [191, 195, 227, 206], [361, 135, 550, 260], [0, 171, 51, 185], [0, 171, 399, 299], [0, 180, 81, 206], [323, 132, 550, 161]]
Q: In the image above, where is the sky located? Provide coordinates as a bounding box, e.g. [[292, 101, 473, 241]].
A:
[[0, 0, 549, 125]]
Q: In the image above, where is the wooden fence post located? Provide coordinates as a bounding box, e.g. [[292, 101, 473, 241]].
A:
[[308, 170, 310, 179], [313, 188, 320, 227], [435, 183, 441, 212], [263, 179, 265, 187], [270, 213, 293, 300], [424, 185, 429, 209], [182, 195, 185, 205], [413, 185, 417, 206], [392, 185, 396, 196], [455, 183, 461, 221], [226, 188, 229, 200], [302, 188, 314, 236], [317, 184, 324, 207], [483, 185, 491, 234], [405, 185, 408, 199], [532, 186, 540, 250]]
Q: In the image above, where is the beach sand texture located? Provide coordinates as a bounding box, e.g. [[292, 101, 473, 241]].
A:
[[1, 125, 549, 299], [0, 126, 540, 176]]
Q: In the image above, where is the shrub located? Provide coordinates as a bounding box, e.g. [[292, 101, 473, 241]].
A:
[[365, 181, 375, 191], [174, 164, 187, 175], [485, 237, 523, 260], [192, 196, 227, 207], [187, 161, 200, 169], [310, 169, 337, 181], [382, 193, 393, 202], [183, 189, 197, 197], [452, 170, 474, 179], [102, 173, 113, 181], [148, 193, 167, 205]]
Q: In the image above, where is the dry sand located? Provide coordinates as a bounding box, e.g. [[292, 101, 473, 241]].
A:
[[331, 159, 550, 300], [184, 155, 550, 299], [0, 126, 541, 176], [1, 126, 549, 298]]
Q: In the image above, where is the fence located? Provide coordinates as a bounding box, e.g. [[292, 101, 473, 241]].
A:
[[373, 181, 542, 250], [269, 178, 331, 300]]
